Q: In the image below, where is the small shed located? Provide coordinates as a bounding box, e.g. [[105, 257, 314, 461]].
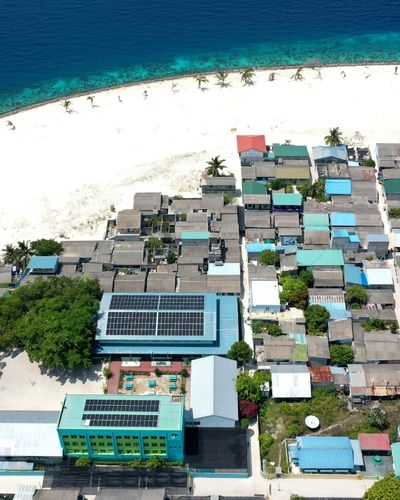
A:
[[358, 433, 391, 456], [271, 365, 311, 399], [250, 280, 280, 313], [26, 256, 59, 275]]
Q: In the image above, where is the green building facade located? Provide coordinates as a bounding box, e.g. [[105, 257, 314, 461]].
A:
[[57, 395, 184, 462]]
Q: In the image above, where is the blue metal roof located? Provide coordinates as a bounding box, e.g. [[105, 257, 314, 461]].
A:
[[325, 179, 352, 196], [344, 265, 368, 286], [246, 243, 275, 253], [330, 212, 356, 227], [332, 230, 360, 243], [27, 256, 59, 270], [312, 145, 348, 162], [294, 436, 354, 471], [95, 293, 239, 356], [317, 303, 351, 320]]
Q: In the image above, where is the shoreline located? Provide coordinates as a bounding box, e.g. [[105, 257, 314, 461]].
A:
[[1, 60, 400, 118], [1, 62, 400, 249]]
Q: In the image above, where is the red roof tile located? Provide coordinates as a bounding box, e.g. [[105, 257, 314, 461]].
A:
[[309, 366, 333, 383], [358, 433, 391, 451], [237, 135, 266, 154]]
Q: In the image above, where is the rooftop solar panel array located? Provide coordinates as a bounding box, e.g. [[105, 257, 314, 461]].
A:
[[83, 413, 158, 427], [109, 294, 204, 311], [84, 399, 160, 412], [158, 312, 204, 336], [105, 294, 206, 337], [106, 312, 157, 336]]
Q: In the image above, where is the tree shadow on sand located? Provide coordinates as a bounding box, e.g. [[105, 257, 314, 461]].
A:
[[38, 362, 102, 385]]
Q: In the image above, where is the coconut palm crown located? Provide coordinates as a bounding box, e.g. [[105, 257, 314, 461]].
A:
[[215, 71, 229, 86], [240, 67, 255, 85], [324, 127, 344, 147], [62, 100, 72, 112], [194, 75, 209, 89], [205, 156, 227, 177], [87, 95, 95, 107]]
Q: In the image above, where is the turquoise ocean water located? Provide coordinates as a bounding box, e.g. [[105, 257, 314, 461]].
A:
[[1, 0, 400, 114]]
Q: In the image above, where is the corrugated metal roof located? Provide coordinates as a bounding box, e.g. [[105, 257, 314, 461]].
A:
[[384, 178, 400, 194], [273, 144, 309, 158], [237, 135, 265, 153], [392, 442, 400, 477], [296, 249, 344, 267], [294, 436, 354, 470], [303, 213, 329, 228], [208, 263, 240, 276], [181, 231, 209, 240], [330, 212, 356, 227], [312, 145, 348, 162], [272, 193, 302, 206], [242, 181, 267, 195], [325, 179, 352, 196], [190, 356, 238, 421], [365, 267, 393, 286], [271, 365, 311, 399], [27, 255, 58, 270], [358, 433, 391, 451], [275, 166, 310, 180]]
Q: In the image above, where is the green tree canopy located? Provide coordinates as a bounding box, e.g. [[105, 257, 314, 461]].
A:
[[259, 434, 274, 459], [345, 285, 368, 307], [269, 179, 288, 191], [329, 344, 354, 366], [367, 408, 389, 430], [30, 239, 63, 256], [279, 275, 308, 310], [363, 158, 376, 168], [227, 340, 252, 366], [389, 208, 400, 219], [259, 249, 280, 266], [364, 474, 400, 500], [299, 269, 314, 287], [205, 156, 227, 177], [304, 305, 330, 334], [0, 277, 101, 369], [324, 127, 343, 147], [362, 318, 388, 332], [236, 371, 268, 403]]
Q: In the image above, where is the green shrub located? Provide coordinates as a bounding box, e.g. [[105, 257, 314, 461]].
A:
[[102, 366, 112, 379], [389, 208, 400, 219], [363, 158, 376, 168], [75, 457, 91, 467], [259, 434, 274, 459], [180, 367, 189, 378], [154, 368, 162, 377], [305, 305, 330, 334], [146, 456, 163, 469], [240, 418, 250, 430]]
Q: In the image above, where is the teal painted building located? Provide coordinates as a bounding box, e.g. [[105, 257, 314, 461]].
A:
[[57, 395, 184, 461]]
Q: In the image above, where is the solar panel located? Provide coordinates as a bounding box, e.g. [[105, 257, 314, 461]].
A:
[[106, 311, 157, 336], [158, 311, 204, 336], [159, 295, 204, 310], [83, 413, 158, 428], [84, 399, 160, 412], [110, 295, 159, 310]]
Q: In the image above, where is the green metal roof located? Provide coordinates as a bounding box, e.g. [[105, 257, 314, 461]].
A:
[[303, 213, 330, 228], [297, 249, 344, 267], [392, 443, 400, 476], [272, 193, 302, 206], [273, 144, 309, 158], [181, 231, 209, 240], [384, 178, 400, 194], [58, 394, 184, 431], [242, 181, 267, 195]]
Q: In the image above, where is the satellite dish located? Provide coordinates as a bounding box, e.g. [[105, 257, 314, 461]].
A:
[[305, 415, 320, 430]]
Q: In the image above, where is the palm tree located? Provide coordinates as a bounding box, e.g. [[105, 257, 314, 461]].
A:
[[215, 71, 229, 86], [240, 67, 255, 85], [194, 75, 208, 89], [269, 72, 276, 82], [291, 67, 304, 81], [2, 244, 18, 265], [87, 95, 95, 107], [16, 240, 32, 269], [62, 100, 72, 113], [6, 120, 15, 130], [171, 82, 178, 93], [205, 156, 227, 177], [324, 127, 344, 147]]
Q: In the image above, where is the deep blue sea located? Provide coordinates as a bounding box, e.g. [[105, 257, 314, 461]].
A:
[[1, 0, 400, 113]]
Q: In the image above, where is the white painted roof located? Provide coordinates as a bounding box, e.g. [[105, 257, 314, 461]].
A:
[[190, 355, 238, 421], [393, 230, 400, 248], [251, 280, 280, 307], [365, 267, 393, 286], [271, 365, 311, 399], [0, 422, 63, 458]]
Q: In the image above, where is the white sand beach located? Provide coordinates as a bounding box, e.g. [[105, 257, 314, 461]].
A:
[[1, 64, 400, 248]]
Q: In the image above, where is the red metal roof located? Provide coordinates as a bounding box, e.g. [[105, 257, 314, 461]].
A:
[[236, 135, 266, 153], [309, 366, 333, 383], [358, 433, 391, 451]]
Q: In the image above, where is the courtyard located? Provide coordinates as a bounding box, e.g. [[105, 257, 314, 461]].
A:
[[0, 349, 103, 410]]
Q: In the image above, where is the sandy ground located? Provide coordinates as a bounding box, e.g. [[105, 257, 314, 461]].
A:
[[1, 64, 400, 248], [0, 350, 103, 410]]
